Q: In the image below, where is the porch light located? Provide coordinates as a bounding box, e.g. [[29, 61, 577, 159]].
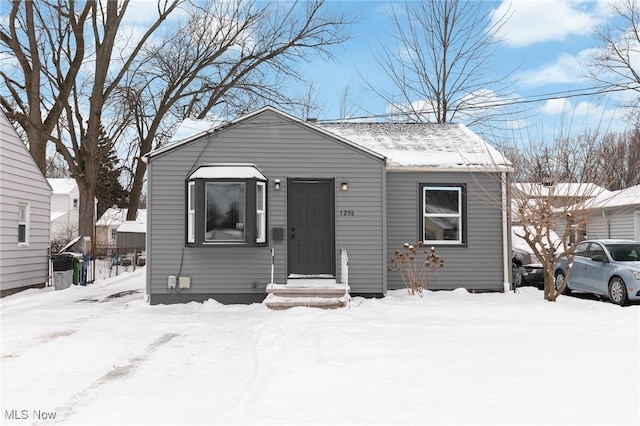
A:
[[274, 179, 281, 190], [341, 182, 348, 191]]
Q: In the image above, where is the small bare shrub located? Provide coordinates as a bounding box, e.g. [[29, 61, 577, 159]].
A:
[[388, 242, 444, 295]]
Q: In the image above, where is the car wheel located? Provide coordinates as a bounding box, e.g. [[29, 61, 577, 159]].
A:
[[608, 277, 628, 306], [554, 271, 571, 295]]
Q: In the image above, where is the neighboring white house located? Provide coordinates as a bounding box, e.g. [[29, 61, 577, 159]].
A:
[[0, 109, 52, 296], [48, 178, 80, 242], [96, 208, 147, 247], [47, 178, 98, 243], [512, 182, 611, 209]]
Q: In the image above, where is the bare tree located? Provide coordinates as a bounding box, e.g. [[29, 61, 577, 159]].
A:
[[1, 0, 181, 238], [509, 128, 640, 301], [108, 0, 350, 221], [46, 154, 69, 178], [588, 0, 640, 122], [596, 127, 640, 190], [2, 0, 350, 235], [368, 0, 514, 125], [1, 1, 93, 175]]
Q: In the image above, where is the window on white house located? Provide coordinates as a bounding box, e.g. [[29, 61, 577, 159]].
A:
[[73, 198, 78, 209], [420, 185, 465, 244], [186, 164, 267, 247], [18, 203, 29, 246]]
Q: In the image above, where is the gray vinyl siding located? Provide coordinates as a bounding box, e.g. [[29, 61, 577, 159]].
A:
[[147, 110, 385, 302], [0, 111, 51, 293], [587, 207, 640, 240], [386, 171, 505, 291]]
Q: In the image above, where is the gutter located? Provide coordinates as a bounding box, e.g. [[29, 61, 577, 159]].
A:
[[386, 164, 513, 173]]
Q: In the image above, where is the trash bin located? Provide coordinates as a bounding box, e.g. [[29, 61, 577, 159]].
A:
[[51, 253, 74, 290], [69, 253, 83, 285]]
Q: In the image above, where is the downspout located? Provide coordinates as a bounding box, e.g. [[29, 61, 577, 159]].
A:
[[381, 158, 388, 295], [502, 172, 510, 292], [142, 153, 151, 303]]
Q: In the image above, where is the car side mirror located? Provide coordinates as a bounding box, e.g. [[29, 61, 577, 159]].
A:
[[591, 254, 607, 263]]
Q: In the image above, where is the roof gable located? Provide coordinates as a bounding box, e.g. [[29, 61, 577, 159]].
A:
[[1, 109, 51, 190], [146, 106, 385, 163]]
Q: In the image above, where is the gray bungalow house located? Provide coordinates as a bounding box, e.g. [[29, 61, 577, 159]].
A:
[[144, 107, 512, 305], [1, 109, 52, 297]]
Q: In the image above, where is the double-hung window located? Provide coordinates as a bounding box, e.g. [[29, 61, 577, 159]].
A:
[[420, 184, 466, 245], [186, 164, 267, 247], [18, 203, 29, 246]]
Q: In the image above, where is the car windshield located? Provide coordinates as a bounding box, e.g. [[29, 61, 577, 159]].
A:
[[605, 243, 640, 262]]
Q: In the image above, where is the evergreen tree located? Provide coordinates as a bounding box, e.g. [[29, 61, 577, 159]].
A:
[[96, 130, 128, 219]]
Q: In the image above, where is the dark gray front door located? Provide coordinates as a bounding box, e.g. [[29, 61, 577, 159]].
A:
[[287, 180, 334, 276]]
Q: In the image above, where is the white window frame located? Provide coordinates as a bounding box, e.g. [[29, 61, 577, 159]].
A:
[[187, 181, 196, 243], [422, 186, 463, 245], [256, 181, 266, 243], [18, 203, 29, 247]]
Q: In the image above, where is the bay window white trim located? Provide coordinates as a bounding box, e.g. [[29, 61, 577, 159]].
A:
[[256, 181, 266, 243], [187, 181, 196, 243]]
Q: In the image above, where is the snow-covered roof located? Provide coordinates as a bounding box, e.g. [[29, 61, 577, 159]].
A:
[[188, 164, 267, 180], [170, 118, 220, 142], [51, 211, 68, 221], [147, 107, 505, 170], [47, 178, 77, 194], [513, 182, 610, 199], [116, 221, 146, 234], [512, 225, 562, 254], [580, 184, 640, 209], [96, 208, 147, 227], [318, 122, 510, 169]]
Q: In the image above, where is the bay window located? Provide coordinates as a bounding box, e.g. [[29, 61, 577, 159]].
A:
[[186, 164, 267, 247]]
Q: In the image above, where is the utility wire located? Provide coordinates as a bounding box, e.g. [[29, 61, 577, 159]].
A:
[[316, 83, 640, 123]]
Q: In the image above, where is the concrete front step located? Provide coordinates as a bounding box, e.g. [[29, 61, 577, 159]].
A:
[[264, 293, 350, 310], [265, 280, 350, 309]]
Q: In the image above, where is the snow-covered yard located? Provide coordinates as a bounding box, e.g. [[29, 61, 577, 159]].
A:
[[1, 268, 638, 425]]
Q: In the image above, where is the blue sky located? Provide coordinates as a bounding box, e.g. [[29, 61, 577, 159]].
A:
[[296, 0, 636, 143]]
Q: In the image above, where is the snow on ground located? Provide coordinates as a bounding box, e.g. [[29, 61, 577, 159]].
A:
[[1, 269, 639, 425]]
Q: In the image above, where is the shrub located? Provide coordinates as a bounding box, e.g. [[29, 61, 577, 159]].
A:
[[388, 242, 444, 295]]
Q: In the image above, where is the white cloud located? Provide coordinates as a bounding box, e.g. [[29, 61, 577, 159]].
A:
[[518, 49, 597, 87], [540, 98, 572, 115], [540, 97, 628, 133], [493, 0, 603, 47]]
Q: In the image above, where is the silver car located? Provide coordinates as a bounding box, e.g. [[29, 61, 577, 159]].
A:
[[554, 240, 640, 306]]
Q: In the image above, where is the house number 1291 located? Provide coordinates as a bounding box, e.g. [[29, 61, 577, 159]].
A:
[[340, 210, 355, 216]]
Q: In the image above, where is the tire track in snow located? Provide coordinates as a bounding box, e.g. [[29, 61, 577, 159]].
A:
[[46, 332, 180, 424], [1, 291, 141, 360]]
